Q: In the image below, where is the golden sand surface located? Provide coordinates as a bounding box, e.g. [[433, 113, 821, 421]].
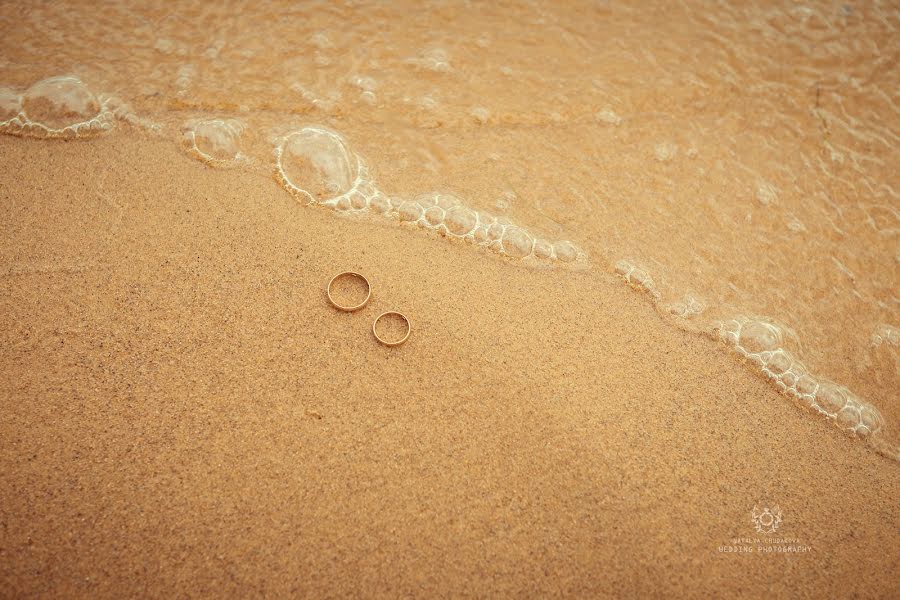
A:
[[1, 0, 899, 596], [1, 136, 897, 597]]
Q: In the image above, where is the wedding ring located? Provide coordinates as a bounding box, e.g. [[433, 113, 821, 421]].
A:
[[372, 311, 411, 346], [326, 272, 371, 312]]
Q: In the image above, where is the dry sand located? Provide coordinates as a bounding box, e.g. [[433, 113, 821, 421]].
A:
[[1, 135, 898, 598]]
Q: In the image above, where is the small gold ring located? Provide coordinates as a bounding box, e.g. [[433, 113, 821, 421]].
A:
[[326, 272, 371, 312], [372, 311, 411, 347]]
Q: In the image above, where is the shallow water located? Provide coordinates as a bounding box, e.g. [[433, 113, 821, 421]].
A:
[[0, 0, 897, 456]]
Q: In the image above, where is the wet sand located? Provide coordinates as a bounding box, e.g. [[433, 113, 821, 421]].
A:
[[1, 136, 897, 598]]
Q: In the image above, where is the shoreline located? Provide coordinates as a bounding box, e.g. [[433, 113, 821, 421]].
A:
[[1, 134, 898, 597]]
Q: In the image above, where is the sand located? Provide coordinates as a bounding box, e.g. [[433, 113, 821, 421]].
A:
[[0, 135, 897, 598]]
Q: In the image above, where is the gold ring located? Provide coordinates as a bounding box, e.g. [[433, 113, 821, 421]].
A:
[[372, 311, 411, 347], [326, 272, 371, 312]]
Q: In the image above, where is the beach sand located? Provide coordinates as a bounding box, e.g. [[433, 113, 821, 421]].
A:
[[1, 135, 897, 597]]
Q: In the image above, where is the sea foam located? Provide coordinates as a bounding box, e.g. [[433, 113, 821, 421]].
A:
[[275, 125, 587, 265]]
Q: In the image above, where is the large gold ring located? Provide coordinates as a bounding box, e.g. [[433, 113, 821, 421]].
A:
[[326, 272, 371, 312], [372, 311, 411, 347]]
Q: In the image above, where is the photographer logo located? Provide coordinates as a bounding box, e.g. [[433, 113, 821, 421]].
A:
[[751, 506, 782, 534]]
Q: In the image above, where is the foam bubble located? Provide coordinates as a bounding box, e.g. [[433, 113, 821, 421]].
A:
[[533, 239, 553, 259], [349, 190, 367, 210], [369, 192, 391, 214], [182, 119, 244, 165], [815, 383, 846, 414], [501, 227, 534, 258], [445, 206, 477, 236], [553, 241, 579, 263], [668, 295, 705, 318], [272, 125, 586, 265], [398, 200, 423, 222], [23, 76, 100, 129], [836, 406, 860, 429], [0, 76, 115, 138], [434, 193, 459, 209], [720, 317, 887, 440], [424, 206, 445, 226], [765, 350, 792, 376], [276, 126, 358, 202], [737, 320, 782, 353], [615, 260, 659, 298]]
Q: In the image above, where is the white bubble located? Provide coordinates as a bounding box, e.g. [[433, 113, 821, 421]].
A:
[[553, 241, 579, 263], [815, 383, 847, 415], [765, 350, 792, 376], [398, 200, 423, 222], [668, 295, 705, 318], [424, 206, 445, 226], [533, 239, 553, 259], [434, 193, 460, 209], [720, 317, 888, 442], [1, 76, 115, 138], [501, 226, 534, 258], [349, 190, 367, 209], [23, 76, 100, 129], [183, 118, 244, 164], [276, 126, 357, 202], [859, 405, 884, 432], [369, 192, 391, 213], [615, 260, 658, 297], [737, 320, 782, 353], [445, 206, 477, 236], [271, 126, 586, 267], [487, 222, 505, 241], [796, 374, 818, 396], [836, 406, 860, 429]]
